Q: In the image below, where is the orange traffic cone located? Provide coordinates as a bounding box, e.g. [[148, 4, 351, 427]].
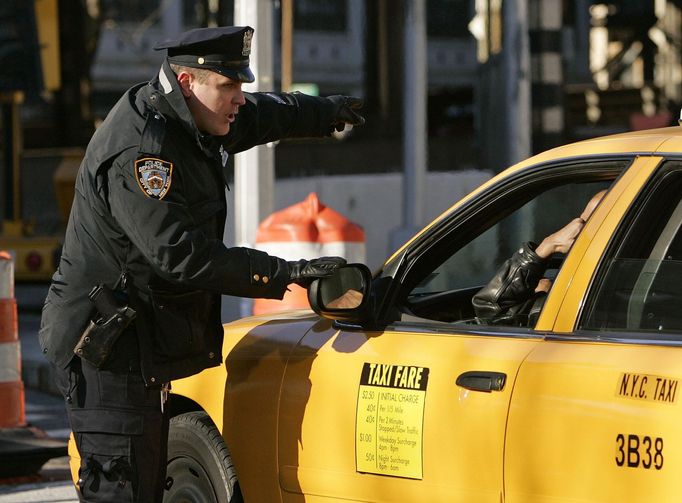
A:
[[0, 252, 66, 477], [0, 251, 24, 429]]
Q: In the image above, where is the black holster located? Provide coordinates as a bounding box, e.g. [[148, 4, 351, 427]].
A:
[[74, 284, 136, 368]]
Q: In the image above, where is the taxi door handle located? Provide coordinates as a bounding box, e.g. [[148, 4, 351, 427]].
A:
[[456, 371, 506, 392]]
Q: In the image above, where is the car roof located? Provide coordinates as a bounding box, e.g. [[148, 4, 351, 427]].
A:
[[384, 125, 682, 266], [511, 125, 681, 171]]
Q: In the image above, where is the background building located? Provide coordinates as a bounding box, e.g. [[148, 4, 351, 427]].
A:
[[2, 0, 682, 277]]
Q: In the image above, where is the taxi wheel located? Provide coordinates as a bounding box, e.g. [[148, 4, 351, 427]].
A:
[[165, 411, 243, 503]]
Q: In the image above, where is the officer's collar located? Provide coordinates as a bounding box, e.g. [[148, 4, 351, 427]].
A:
[[147, 59, 221, 159]]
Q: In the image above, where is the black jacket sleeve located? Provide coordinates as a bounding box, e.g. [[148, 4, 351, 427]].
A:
[[222, 92, 335, 154], [472, 242, 548, 324], [107, 149, 290, 298]]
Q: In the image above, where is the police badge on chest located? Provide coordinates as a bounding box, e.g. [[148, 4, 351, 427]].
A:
[[135, 157, 173, 199]]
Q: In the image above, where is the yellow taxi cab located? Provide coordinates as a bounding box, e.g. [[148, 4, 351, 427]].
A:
[[71, 125, 682, 502]]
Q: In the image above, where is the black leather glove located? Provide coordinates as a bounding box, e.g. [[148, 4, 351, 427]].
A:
[[288, 257, 347, 288], [327, 95, 365, 133]]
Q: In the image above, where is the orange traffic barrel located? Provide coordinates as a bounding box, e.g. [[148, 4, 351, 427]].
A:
[[0, 251, 24, 428], [254, 193, 365, 314]]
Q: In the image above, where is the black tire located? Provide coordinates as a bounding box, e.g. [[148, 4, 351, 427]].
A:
[[164, 411, 243, 503]]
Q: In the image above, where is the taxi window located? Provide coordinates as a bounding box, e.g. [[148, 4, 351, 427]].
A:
[[398, 164, 620, 327], [581, 166, 682, 334], [411, 182, 605, 292]]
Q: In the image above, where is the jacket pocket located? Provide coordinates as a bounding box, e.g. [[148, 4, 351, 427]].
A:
[[148, 288, 213, 361]]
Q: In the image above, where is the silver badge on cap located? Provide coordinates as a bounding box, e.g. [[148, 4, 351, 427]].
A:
[[242, 30, 253, 56]]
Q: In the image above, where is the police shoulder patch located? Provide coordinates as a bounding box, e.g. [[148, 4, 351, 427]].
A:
[[135, 157, 173, 200]]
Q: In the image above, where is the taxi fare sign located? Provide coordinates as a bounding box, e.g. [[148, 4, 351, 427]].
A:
[[356, 362, 429, 479]]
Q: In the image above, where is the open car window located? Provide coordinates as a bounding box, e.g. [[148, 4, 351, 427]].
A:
[[392, 160, 626, 328], [581, 162, 682, 337]]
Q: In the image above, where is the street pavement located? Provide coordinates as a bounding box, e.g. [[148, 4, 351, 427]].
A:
[[0, 481, 77, 503]]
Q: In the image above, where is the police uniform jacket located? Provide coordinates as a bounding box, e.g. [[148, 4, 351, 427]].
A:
[[40, 60, 339, 384]]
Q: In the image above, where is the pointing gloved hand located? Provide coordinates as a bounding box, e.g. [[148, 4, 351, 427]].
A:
[[327, 95, 365, 134], [288, 257, 347, 288]]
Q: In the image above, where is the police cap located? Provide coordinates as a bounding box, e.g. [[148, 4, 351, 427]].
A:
[[154, 26, 255, 83]]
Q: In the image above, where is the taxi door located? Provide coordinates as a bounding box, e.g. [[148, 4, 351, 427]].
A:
[[505, 157, 682, 501], [274, 160, 624, 502], [277, 320, 540, 502], [278, 156, 632, 503]]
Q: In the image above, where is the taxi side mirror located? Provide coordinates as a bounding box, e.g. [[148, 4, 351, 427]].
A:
[[308, 263, 372, 322]]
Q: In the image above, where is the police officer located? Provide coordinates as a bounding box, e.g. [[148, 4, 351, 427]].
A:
[[39, 26, 364, 502]]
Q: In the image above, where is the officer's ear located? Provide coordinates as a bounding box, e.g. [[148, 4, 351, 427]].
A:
[[177, 71, 194, 98]]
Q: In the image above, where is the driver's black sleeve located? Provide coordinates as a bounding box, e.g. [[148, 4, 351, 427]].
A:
[[472, 242, 548, 323]]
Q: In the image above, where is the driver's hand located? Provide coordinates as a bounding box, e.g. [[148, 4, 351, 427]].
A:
[[535, 278, 552, 293], [535, 218, 585, 258], [326, 289, 363, 309]]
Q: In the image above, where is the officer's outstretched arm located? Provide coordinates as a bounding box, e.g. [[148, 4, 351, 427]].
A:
[[223, 92, 365, 154]]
